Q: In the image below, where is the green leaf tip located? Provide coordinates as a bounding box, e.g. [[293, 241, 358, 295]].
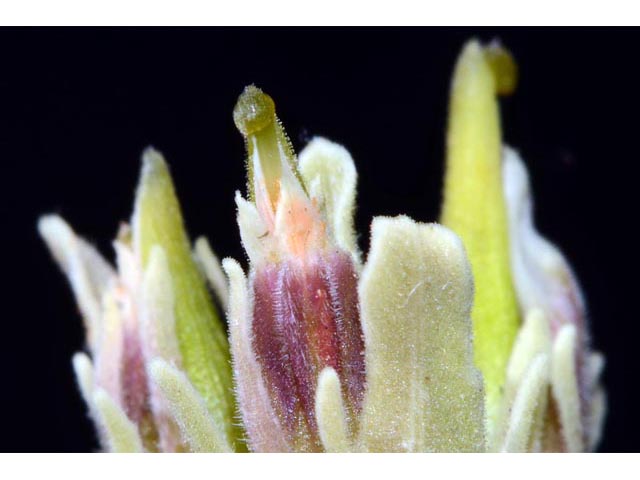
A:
[[132, 147, 241, 449]]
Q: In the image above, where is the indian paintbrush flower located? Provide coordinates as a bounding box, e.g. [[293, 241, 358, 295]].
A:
[[39, 39, 605, 452], [229, 86, 366, 452]]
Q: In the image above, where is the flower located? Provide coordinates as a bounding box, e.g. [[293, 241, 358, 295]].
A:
[[39, 39, 605, 452]]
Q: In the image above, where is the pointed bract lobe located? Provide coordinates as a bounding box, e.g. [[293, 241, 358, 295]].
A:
[[492, 308, 551, 451], [149, 359, 232, 452], [551, 325, 583, 452], [93, 389, 144, 453], [223, 258, 290, 452], [38, 215, 116, 350], [315, 367, 352, 452], [500, 354, 549, 452]]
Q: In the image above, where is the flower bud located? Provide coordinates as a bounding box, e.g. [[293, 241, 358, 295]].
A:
[[229, 86, 365, 451]]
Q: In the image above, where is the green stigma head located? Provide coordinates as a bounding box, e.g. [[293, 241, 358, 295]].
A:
[[233, 85, 277, 137], [484, 41, 518, 96], [232, 85, 303, 206]]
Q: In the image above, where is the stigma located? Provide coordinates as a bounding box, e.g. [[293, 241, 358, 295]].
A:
[[233, 85, 325, 260]]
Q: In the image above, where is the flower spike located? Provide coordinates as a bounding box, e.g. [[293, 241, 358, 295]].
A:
[[40, 39, 605, 453]]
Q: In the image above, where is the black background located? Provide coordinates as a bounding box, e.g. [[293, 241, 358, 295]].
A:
[[2, 28, 638, 452]]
